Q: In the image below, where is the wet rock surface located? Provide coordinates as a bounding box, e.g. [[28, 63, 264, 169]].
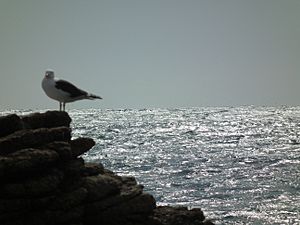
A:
[[0, 111, 214, 225]]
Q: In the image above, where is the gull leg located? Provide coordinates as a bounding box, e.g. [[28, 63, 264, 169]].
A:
[[59, 102, 62, 111], [63, 103, 66, 111]]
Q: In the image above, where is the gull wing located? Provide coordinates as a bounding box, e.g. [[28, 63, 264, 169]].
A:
[[55, 80, 87, 98]]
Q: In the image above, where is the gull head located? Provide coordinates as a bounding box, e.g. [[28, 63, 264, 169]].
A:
[[45, 69, 55, 79]]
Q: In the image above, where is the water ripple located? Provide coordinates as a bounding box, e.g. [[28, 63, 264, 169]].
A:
[[67, 106, 300, 225]]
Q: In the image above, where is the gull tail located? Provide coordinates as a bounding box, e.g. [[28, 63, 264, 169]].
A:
[[87, 93, 103, 100]]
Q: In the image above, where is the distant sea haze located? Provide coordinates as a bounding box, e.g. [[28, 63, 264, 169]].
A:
[[3, 106, 300, 225]]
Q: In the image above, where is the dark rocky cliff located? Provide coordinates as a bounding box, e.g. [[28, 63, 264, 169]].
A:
[[0, 111, 214, 225]]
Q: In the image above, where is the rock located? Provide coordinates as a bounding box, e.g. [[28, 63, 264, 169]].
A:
[[0, 127, 71, 155], [0, 111, 215, 225], [21, 111, 71, 129], [62, 158, 85, 175], [203, 220, 215, 225], [120, 175, 139, 186], [70, 138, 95, 158], [0, 111, 71, 138], [0, 114, 22, 138], [43, 141, 73, 161], [153, 206, 207, 225], [48, 187, 88, 211], [0, 198, 31, 214], [84, 174, 121, 201], [0, 169, 64, 198], [0, 195, 53, 214], [84, 193, 156, 225], [0, 148, 60, 181], [84, 177, 145, 215], [13, 206, 84, 225], [82, 163, 104, 176], [117, 192, 156, 215], [59, 159, 86, 192]]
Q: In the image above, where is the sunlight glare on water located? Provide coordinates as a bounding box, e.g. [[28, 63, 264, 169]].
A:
[[3, 107, 298, 224], [69, 107, 300, 225]]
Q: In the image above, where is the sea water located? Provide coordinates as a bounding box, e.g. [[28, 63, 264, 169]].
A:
[[2, 107, 300, 224]]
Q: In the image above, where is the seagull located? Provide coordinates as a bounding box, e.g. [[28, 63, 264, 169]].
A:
[[42, 69, 102, 111]]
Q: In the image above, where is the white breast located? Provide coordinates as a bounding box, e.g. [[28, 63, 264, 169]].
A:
[[42, 78, 72, 102]]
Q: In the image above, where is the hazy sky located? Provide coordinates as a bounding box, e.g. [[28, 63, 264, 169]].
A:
[[0, 0, 299, 109]]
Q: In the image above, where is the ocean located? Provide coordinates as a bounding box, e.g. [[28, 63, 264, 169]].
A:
[[2, 106, 300, 224]]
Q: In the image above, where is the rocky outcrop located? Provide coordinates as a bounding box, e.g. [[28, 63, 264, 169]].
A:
[[0, 111, 214, 225]]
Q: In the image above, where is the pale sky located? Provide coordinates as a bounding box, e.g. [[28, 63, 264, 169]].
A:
[[0, 0, 299, 109]]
